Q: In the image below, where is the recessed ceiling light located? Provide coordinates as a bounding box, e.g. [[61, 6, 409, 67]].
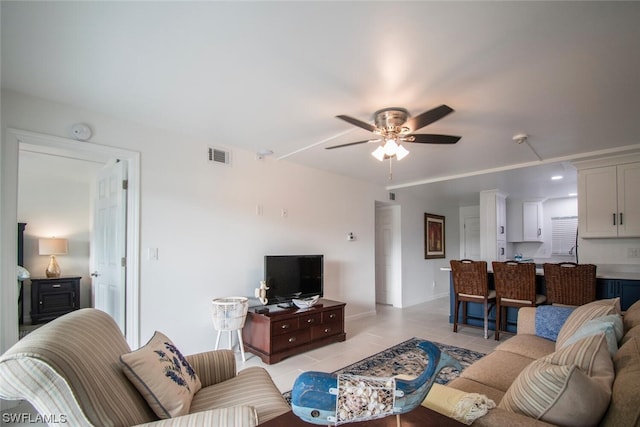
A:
[[551, 175, 563, 180], [568, 192, 577, 197]]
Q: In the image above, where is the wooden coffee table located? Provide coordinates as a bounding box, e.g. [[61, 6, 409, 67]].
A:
[[258, 406, 464, 426]]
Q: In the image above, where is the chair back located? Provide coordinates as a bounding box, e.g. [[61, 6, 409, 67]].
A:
[[492, 261, 536, 302], [543, 262, 597, 306], [450, 259, 489, 297], [0, 308, 157, 427]]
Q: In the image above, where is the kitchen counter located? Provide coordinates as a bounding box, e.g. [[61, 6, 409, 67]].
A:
[[444, 262, 640, 333], [440, 263, 640, 280]]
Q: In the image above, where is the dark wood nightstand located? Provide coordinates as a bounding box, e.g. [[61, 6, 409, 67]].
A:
[[30, 276, 81, 324]]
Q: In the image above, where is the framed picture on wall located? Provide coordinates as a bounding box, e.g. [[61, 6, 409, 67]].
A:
[[425, 213, 445, 259]]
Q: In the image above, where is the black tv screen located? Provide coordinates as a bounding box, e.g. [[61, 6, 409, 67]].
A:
[[264, 255, 323, 304]]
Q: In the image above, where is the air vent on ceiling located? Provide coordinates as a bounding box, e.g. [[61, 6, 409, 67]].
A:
[[208, 147, 231, 166]]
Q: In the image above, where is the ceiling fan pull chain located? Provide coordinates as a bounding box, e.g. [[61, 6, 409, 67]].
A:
[[389, 157, 393, 180]]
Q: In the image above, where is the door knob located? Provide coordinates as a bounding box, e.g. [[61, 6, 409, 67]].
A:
[[91, 271, 100, 277]]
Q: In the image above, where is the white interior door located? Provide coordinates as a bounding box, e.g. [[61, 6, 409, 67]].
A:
[[92, 160, 127, 333], [375, 205, 400, 306], [463, 216, 481, 259]]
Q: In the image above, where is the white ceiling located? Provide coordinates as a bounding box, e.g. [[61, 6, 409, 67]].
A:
[[3, 1, 640, 203]]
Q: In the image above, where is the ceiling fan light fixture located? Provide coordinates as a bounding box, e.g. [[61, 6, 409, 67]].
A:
[[372, 146, 386, 161], [383, 139, 399, 156], [396, 144, 409, 160]]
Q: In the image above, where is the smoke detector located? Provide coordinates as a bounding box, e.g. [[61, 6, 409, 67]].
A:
[[512, 133, 528, 144], [71, 123, 92, 141]]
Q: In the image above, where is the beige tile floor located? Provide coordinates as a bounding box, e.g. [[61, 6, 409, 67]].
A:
[[1, 296, 504, 424], [240, 296, 504, 393]]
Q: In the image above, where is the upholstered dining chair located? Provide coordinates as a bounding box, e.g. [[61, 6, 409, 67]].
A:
[[492, 261, 546, 340], [543, 262, 597, 306], [450, 259, 495, 339]]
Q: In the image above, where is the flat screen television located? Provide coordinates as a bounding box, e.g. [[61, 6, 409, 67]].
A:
[[264, 255, 323, 305]]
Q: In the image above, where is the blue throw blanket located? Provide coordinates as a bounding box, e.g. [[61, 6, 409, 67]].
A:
[[535, 305, 575, 341]]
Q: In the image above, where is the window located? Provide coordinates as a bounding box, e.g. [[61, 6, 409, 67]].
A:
[[551, 216, 578, 255]]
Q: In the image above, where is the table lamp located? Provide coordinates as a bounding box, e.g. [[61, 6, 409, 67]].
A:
[[38, 238, 68, 278]]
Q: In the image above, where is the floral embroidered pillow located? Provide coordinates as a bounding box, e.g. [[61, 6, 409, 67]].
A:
[[120, 331, 202, 418]]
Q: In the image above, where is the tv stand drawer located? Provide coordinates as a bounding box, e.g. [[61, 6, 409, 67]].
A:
[[272, 318, 299, 335], [323, 308, 343, 323], [243, 299, 346, 364], [311, 321, 342, 340], [300, 312, 322, 327], [272, 330, 311, 352]]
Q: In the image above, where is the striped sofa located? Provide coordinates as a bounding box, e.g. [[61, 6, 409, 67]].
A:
[[0, 308, 290, 426]]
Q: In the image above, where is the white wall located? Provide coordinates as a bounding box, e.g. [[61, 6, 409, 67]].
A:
[[395, 189, 460, 307], [2, 90, 388, 354]]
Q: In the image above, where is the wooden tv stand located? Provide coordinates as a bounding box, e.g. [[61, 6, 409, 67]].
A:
[[242, 299, 346, 364]]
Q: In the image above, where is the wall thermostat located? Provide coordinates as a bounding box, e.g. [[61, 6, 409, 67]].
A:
[[71, 123, 92, 141]]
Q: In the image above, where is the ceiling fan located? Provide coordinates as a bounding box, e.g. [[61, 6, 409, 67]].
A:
[[326, 105, 461, 161]]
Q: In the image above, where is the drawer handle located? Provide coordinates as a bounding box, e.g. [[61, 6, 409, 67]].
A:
[[288, 337, 296, 343], [281, 324, 290, 329], [324, 328, 331, 334], [307, 318, 315, 324], [52, 284, 61, 288], [329, 313, 336, 319]]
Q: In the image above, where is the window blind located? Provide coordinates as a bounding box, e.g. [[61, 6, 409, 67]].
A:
[[551, 216, 578, 255]]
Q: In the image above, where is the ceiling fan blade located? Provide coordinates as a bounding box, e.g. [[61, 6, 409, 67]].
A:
[[325, 140, 372, 150], [336, 115, 377, 133], [409, 134, 461, 144], [404, 105, 454, 132]]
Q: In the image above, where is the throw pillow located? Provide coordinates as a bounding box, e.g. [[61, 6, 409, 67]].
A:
[[621, 324, 640, 346], [624, 308, 640, 331], [599, 337, 640, 427], [499, 333, 614, 427], [535, 305, 575, 341], [120, 331, 202, 419], [556, 298, 619, 349], [561, 314, 623, 356]]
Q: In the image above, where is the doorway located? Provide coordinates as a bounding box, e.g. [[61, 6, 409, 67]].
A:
[[1, 129, 141, 350], [375, 203, 401, 306]]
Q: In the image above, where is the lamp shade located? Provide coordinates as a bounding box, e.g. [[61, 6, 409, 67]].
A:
[[38, 238, 68, 256]]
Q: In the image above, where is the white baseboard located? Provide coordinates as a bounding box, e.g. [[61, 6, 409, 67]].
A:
[[345, 309, 377, 322]]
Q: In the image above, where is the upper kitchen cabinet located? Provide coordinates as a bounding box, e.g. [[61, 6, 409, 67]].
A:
[[507, 200, 543, 242], [575, 154, 640, 238]]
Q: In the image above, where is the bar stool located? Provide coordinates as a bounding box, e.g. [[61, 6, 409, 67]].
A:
[[211, 297, 249, 361], [450, 259, 496, 339], [492, 261, 546, 340], [543, 262, 597, 306]]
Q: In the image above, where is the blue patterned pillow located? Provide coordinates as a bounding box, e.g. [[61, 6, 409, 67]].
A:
[[535, 305, 575, 341]]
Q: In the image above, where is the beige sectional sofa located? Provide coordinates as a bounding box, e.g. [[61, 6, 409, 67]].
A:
[[447, 298, 640, 427]]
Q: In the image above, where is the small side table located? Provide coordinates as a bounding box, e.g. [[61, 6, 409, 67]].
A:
[[30, 276, 81, 324]]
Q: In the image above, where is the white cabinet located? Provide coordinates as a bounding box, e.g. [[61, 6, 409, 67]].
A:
[[577, 159, 640, 238], [507, 200, 543, 242], [480, 190, 508, 261], [496, 194, 507, 242], [523, 202, 543, 241]]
